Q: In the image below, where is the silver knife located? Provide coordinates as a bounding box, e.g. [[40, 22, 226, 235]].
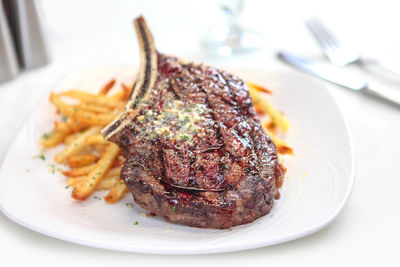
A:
[[278, 51, 400, 107]]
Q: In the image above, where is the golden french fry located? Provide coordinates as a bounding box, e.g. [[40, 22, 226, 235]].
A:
[[105, 178, 128, 204], [105, 166, 122, 177], [54, 126, 101, 163], [262, 124, 293, 155], [66, 117, 87, 132], [50, 93, 115, 126], [41, 131, 67, 148], [85, 134, 109, 145], [68, 176, 85, 186], [73, 110, 115, 126], [68, 175, 118, 190], [66, 154, 98, 168], [63, 163, 96, 177], [108, 90, 126, 101], [64, 131, 82, 145], [71, 143, 120, 201], [95, 175, 119, 190], [59, 90, 125, 109], [249, 87, 290, 133], [54, 121, 70, 134], [75, 103, 113, 114], [246, 82, 273, 94], [121, 83, 133, 100], [98, 79, 116, 95]]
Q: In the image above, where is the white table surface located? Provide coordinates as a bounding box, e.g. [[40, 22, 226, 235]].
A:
[[1, 0, 399, 266]]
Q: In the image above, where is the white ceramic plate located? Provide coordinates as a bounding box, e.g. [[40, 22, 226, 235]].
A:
[[0, 66, 354, 254]]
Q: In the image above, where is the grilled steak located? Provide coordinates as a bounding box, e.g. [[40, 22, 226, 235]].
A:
[[102, 16, 285, 229]]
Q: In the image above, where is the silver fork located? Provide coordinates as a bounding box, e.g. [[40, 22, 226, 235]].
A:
[[306, 17, 400, 77]]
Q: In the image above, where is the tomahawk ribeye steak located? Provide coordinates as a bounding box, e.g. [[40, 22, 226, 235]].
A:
[[102, 16, 285, 229]]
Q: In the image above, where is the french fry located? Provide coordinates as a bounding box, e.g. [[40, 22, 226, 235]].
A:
[[85, 134, 109, 146], [59, 90, 125, 109], [50, 93, 116, 126], [41, 131, 67, 148], [66, 117, 87, 133], [68, 175, 119, 190], [64, 131, 83, 145], [54, 126, 101, 163], [98, 79, 116, 95], [72, 109, 115, 126], [246, 82, 273, 94], [96, 175, 119, 190], [54, 121, 70, 134], [262, 124, 293, 155], [121, 83, 133, 100], [71, 143, 120, 201], [66, 154, 98, 168], [75, 102, 113, 114], [249, 88, 290, 133], [108, 90, 126, 101], [105, 178, 128, 204], [63, 163, 96, 177], [104, 166, 122, 177]]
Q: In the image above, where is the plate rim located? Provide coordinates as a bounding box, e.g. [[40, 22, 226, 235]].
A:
[[0, 67, 355, 255]]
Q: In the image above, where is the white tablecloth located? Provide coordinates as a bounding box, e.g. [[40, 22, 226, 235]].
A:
[[1, 0, 399, 266]]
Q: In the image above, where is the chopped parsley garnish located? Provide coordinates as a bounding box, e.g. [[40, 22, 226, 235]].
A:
[[61, 116, 68, 122], [134, 221, 139, 225], [181, 135, 189, 142], [172, 206, 176, 211], [94, 196, 102, 200], [126, 203, 133, 208], [33, 154, 46, 161], [42, 133, 51, 140], [73, 107, 79, 112], [65, 186, 70, 189], [184, 108, 191, 112]]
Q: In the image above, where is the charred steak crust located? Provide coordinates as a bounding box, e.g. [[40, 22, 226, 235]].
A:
[[113, 53, 285, 229]]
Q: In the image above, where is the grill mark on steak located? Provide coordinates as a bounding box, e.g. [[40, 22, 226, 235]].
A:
[[102, 16, 285, 229]]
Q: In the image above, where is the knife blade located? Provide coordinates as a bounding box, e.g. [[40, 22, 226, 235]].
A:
[[277, 51, 400, 107]]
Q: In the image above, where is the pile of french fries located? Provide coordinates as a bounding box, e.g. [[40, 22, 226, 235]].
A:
[[41, 79, 132, 203], [40, 78, 291, 204]]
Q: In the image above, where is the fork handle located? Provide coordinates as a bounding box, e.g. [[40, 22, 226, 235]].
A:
[[364, 83, 400, 107]]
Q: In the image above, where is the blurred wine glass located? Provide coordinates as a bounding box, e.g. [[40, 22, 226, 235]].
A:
[[202, 0, 263, 56]]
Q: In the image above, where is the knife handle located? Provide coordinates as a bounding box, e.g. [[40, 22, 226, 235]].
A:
[[364, 83, 400, 107]]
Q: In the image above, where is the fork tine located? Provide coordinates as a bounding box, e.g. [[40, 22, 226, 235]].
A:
[[306, 19, 338, 62], [308, 18, 342, 49], [306, 18, 339, 52]]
